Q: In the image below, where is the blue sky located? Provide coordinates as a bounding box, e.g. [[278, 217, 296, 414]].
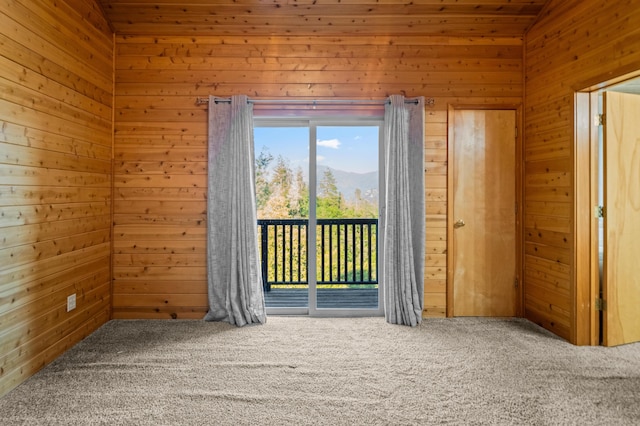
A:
[[254, 125, 379, 175]]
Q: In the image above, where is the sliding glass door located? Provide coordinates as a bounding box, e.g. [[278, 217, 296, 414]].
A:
[[254, 124, 309, 313], [313, 125, 380, 312], [255, 118, 384, 316]]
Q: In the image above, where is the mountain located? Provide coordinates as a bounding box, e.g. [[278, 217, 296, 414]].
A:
[[263, 160, 379, 203], [315, 165, 379, 202]]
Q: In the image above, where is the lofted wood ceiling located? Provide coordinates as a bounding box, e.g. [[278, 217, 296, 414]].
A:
[[98, 0, 550, 37]]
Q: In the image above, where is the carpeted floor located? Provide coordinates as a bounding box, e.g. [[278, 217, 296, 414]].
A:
[[1, 317, 639, 425]]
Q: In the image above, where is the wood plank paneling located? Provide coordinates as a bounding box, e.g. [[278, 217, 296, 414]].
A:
[[98, 0, 548, 37], [112, 34, 523, 319], [524, 0, 640, 344], [0, 0, 113, 397], [3, 0, 637, 402]]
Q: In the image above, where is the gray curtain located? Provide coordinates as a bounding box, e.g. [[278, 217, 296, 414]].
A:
[[382, 95, 425, 326], [204, 95, 266, 326]]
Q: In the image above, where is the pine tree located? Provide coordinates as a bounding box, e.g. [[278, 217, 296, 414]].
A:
[[255, 147, 273, 216], [289, 166, 309, 218], [261, 155, 293, 219], [317, 168, 343, 218]]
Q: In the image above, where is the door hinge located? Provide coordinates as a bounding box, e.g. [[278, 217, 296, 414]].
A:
[[594, 114, 605, 126], [595, 205, 605, 218], [595, 298, 607, 311], [515, 126, 518, 138], [514, 277, 519, 289]]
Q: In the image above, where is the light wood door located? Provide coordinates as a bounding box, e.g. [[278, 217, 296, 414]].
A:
[[602, 91, 640, 346], [451, 110, 517, 316]]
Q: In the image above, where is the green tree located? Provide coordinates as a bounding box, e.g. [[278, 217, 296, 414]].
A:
[[255, 147, 273, 215], [317, 168, 343, 218], [289, 166, 309, 218], [261, 155, 293, 219], [346, 188, 378, 218]]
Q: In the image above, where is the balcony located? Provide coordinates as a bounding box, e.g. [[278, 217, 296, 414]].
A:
[[258, 218, 379, 309]]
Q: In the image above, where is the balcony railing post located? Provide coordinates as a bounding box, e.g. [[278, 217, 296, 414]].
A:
[[260, 221, 270, 292]]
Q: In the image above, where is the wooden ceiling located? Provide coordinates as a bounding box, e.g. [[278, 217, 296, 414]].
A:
[[98, 0, 550, 37]]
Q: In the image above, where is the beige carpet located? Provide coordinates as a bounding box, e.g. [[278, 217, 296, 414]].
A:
[[1, 317, 639, 425]]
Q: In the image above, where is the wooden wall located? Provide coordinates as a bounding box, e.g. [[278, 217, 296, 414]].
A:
[[524, 0, 640, 343], [112, 35, 523, 319], [1, 0, 635, 401], [0, 0, 113, 396]]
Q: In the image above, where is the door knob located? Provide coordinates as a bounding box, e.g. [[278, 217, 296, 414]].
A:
[[454, 220, 465, 229]]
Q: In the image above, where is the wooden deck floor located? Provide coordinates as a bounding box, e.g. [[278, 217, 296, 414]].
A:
[[264, 287, 379, 309]]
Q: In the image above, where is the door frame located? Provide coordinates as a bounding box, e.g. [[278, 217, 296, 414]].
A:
[[446, 104, 524, 317], [575, 71, 640, 345], [254, 116, 385, 317]]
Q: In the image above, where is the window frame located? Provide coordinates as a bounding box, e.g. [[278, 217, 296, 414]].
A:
[[254, 116, 385, 317]]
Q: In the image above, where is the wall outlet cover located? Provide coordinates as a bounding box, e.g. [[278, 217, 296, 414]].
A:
[[67, 294, 76, 312]]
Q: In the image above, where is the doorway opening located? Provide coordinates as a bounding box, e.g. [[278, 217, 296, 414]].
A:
[[254, 118, 384, 317], [576, 74, 640, 346]]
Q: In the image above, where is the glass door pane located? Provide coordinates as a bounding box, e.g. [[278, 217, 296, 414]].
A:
[[254, 126, 309, 312], [314, 125, 380, 311]]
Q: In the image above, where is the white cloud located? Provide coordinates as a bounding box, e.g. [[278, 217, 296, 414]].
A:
[[317, 138, 341, 149]]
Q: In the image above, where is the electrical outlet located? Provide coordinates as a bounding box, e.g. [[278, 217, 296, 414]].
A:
[[67, 294, 76, 312]]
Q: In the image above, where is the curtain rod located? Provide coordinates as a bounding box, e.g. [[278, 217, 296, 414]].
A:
[[195, 97, 435, 107]]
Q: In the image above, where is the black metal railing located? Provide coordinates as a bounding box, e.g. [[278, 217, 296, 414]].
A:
[[258, 219, 308, 289], [257, 218, 378, 291]]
